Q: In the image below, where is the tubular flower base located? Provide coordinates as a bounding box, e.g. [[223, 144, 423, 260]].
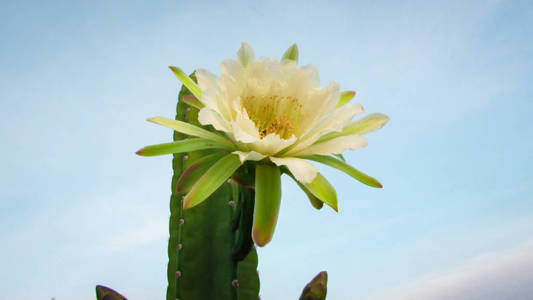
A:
[[137, 43, 389, 247]]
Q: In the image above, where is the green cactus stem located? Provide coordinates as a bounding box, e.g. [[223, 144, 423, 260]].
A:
[[167, 75, 259, 300]]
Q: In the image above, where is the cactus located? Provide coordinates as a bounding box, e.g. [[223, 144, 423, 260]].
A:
[[167, 76, 260, 300], [95, 285, 127, 300], [299, 272, 328, 300]]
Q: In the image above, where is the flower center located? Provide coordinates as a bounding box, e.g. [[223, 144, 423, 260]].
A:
[[242, 95, 303, 139]]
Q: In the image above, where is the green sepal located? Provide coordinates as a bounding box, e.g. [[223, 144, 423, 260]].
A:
[[336, 91, 356, 108], [302, 155, 383, 188], [147, 116, 233, 148], [252, 164, 282, 247], [316, 113, 390, 144], [182, 94, 205, 109], [281, 43, 299, 63], [284, 169, 338, 212], [169, 66, 202, 100], [183, 153, 242, 209], [295, 179, 323, 210], [176, 152, 226, 193], [135, 138, 228, 156], [333, 153, 345, 161]]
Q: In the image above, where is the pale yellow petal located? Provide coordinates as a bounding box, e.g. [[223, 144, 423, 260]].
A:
[[233, 151, 265, 163], [232, 110, 261, 143], [198, 108, 232, 132], [250, 133, 297, 156], [195, 69, 218, 93], [301, 64, 320, 87], [269, 157, 318, 184], [293, 135, 368, 156], [296, 81, 341, 136], [196, 69, 235, 122], [237, 42, 255, 67], [220, 59, 242, 80], [287, 102, 364, 155]]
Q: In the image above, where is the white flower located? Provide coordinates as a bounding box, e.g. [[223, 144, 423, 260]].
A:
[[195, 43, 370, 184], [137, 43, 389, 246]]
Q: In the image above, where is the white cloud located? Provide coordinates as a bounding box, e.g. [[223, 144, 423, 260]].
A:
[[370, 240, 533, 300]]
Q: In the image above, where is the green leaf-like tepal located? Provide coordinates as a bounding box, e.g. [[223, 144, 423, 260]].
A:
[[299, 271, 328, 300], [336, 91, 356, 108], [252, 164, 282, 247], [169, 66, 202, 99], [95, 285, 127, 300], [183, 153, 243, 209], [295, 178, 324, 210], [136, 138, 229, 156], [281, 43, 299, 63], [302, 155, 382, 188], [176, 152, 226, 193], [302, 173, 338, 211], [285, 169, 337, 212]]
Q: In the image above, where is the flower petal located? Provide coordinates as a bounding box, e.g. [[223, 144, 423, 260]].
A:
[[269, 157, 318, 184], [232, 109, 261, 143], [301, 64, 320, 87], [286, 102, 364, 155], [196, 69, 235, 122], [198, 108, 232, 132], [295, 81, 341, 136], [237, 42, 255, 67], [250, 133, 297, 156], [195, 68, 219, 94], [293, 134, 368, 156], [220, 59, 242, 80], [233, 151, 265, 163], [336, 91, 356, 108], [316, 113, 390, 144], [343, 112, 389, 135]]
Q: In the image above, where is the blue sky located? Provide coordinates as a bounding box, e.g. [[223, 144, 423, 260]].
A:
[[1, 0, 532, 299]]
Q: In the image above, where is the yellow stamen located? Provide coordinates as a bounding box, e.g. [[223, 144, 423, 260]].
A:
[[242, 94, 302, 139]]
